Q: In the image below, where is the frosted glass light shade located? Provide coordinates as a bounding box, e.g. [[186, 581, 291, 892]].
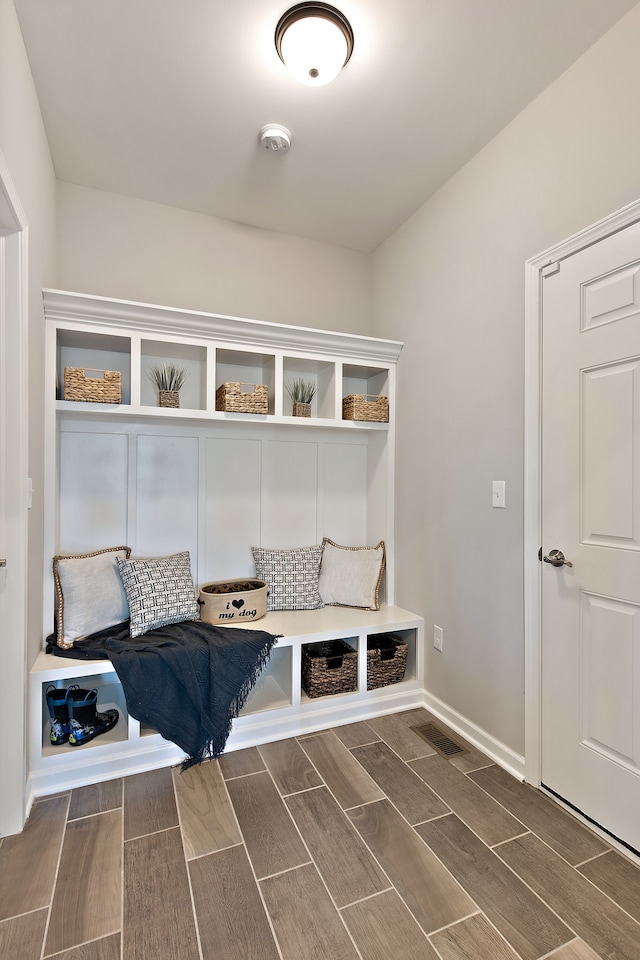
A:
[[276, 4, 354, 87]]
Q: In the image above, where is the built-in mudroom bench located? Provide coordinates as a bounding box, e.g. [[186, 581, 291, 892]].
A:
[[30, 289, 424, 798]]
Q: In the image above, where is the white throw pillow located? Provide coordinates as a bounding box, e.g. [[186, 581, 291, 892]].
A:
[[53, 546, 131, 649], [116, 551, 200, 638], [318, 539, 386, 610]]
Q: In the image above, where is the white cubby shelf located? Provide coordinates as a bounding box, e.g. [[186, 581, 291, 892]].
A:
[[32, 289, 424, 799], [50, 290, 397, 428], [30, 606, 424, 796]]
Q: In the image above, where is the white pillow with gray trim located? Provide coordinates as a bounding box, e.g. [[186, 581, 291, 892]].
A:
[[53, 546, 131, 649], [318, 538, 386, 610]]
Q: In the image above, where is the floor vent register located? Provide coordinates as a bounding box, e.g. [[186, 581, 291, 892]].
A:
[[411, 722, 468, 758]]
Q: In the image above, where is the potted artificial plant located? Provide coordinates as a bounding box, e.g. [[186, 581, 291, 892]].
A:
[[286, 378, 317, 417], [149, 362, 188, 408]]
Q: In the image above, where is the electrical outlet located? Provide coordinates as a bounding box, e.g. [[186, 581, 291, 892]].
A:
[[433, 625, 443, 652]]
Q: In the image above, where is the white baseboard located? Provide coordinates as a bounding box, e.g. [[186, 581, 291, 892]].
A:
[[28, 738, 185, 799], [421, 692, 525, 781]]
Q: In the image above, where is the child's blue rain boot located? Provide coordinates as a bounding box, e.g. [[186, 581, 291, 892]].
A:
[[45, 684, 79, 746], [68, 688, 119, 747]]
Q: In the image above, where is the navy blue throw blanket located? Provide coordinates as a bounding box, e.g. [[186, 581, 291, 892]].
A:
[[46, 620, 280, 769]]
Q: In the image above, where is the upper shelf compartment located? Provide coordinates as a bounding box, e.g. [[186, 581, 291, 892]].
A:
[[342, 362, 390, 425], [141, 338, 208, 412], [282, 356, 336, 420], [57, 329, 132, 405], [216, 348, 276, 416], [342, 362, 389, 401]]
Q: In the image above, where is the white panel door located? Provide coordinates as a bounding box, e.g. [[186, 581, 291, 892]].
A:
[[261, 440, 318, 547], [542, 220, 640, 851], [136, 434, 199, 568], [204, 437, 261, 580]]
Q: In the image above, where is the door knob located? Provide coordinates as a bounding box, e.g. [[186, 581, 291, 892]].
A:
[[543, 549, 573, 568], [0, 559, 6, 567]]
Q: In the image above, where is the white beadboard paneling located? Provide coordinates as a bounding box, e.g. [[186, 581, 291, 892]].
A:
[[204, 437, 261, 580], [261, 441, 318, 548], [320, 442, 368, 544], [58, 430, 128, 552], [135, 434, 199, 566]]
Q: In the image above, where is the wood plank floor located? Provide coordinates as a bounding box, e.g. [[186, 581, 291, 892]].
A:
[[2, 707, 640, 960]]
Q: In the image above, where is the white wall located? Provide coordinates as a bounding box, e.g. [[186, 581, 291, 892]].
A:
[[0, 0, 57, 665], [372, 3, 640, 758], [57, 182, 371, 335], [13, 0, 640, 770]]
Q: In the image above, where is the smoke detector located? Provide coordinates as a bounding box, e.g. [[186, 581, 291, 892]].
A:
[[259, 124, 292, 153]]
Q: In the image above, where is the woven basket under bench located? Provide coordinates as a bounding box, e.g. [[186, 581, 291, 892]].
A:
[[367, 633, 408, 690], [301, 639, 357, 698]]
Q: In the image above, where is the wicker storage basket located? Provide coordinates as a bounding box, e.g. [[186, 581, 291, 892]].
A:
[[198, 579, 267, 625], [216, 382, 268, 414], [342, 394, 389, 423], [63, 367, 122, 404], [367, 634, 408, 690], [301, 639, 357, 698]]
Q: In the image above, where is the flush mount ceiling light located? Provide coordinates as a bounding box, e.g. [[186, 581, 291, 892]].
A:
[[275, 2, 354, 87]]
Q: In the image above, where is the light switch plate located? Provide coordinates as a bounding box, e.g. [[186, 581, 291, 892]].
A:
[[492, 480, 506, 508]]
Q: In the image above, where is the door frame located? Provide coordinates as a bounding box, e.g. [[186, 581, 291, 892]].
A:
[[0, 151, 29, 836], [524, 196, 640, 788]]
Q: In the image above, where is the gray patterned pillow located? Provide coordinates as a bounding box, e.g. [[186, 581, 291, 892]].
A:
[[116, 551, 200, 637], [251, 545, 324, 611]]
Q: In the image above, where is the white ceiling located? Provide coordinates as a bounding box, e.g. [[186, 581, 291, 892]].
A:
[[14, 0, 639, 252]]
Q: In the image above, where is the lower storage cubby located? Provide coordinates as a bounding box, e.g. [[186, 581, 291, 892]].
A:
[[239, 646, 293, 715], [367, 632, 409, 690], [301, 638, 358, 699], [40, 673, 128, 758]]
